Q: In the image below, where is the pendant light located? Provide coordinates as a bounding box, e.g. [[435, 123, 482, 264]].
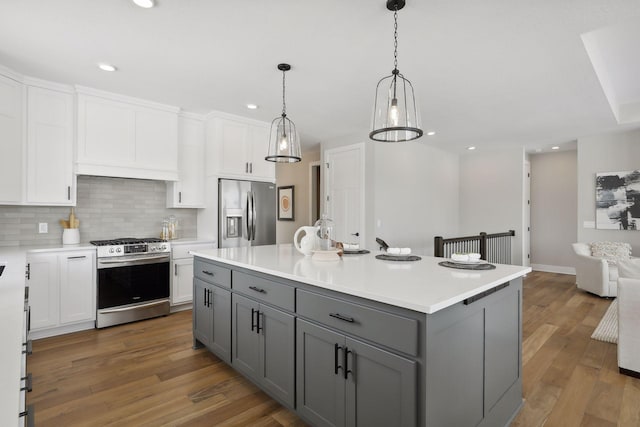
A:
[[370, 0, 423, 142], [266, 63, 302, 163]]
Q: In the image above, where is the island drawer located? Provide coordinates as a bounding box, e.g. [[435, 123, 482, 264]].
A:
[[194, 259, 231, 288], [296, 289, 418, 356], [233, 271, 295, 312]]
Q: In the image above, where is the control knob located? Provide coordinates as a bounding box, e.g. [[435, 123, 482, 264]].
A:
[[116, 248, 122, 253]]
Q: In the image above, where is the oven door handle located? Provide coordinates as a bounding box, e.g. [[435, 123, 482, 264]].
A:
[[99, 300, 169, 314], [98, 255, 169, 268]]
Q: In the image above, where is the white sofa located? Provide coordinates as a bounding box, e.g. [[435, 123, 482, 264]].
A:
[[617, 259, 640, 378], [572, 243, 619, 297]]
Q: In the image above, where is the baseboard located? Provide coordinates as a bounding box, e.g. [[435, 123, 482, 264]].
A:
[[531, 264, 576, 275], [30, 320, 95, 340], [620, 367, 640, 379], [170, 302, 193, 313]]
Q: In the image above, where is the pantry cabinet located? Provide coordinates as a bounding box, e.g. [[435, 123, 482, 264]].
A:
[[27, 249, 96, 338], [207, 115, 275, 181], [76, 87, 179, 181], [166, 114, 206, 208]]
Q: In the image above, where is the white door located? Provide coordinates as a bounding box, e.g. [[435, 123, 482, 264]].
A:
[[27, 253, 60, 330], [172, 258, 194, 305], [59, 251, 96, 324], [324, 143, 365, 246]]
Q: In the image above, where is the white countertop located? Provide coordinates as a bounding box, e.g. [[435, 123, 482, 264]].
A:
[[0, 249, 26, 426], [191, 244, 531, 314]]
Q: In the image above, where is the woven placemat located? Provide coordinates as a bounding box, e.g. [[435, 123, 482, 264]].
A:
[[375, 254, 422, 261], [438, 261, 496, 270], [343, 249, 370, 255]]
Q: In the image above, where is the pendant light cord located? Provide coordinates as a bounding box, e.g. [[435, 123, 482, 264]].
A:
[[281, 70, 287, 117], [393, 6, 398, 72]]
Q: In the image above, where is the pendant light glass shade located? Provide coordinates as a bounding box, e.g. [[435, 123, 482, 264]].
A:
[[266, 114, 301, 163], [266, 63, 302, 163], [369, 0, 423, 142]]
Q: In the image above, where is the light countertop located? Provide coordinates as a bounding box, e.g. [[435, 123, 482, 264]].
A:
[[191, 244, 531, 314], [0, 250, 27, 426]]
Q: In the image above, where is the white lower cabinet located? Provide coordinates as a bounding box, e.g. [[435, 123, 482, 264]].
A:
[[170, 241, 216, 307], [27, 249, 96, 338]]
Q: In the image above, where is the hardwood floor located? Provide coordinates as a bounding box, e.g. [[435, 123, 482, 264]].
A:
[[27, 271, 640, 426]]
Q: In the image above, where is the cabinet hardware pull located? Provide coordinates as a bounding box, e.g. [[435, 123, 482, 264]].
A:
[[202, 270, 215, 276], [175, 263, 178, 276], [67, 255, 86, 260], [248, 286, 266, 294], [179, 191, 182, 203], [344, 348, 353, 379], [203, 288, 208, 307], [329, 313, 355, 323], [249, 162, 253, 174], [25, 263, 30, 280], [27, 306, 31, 333], [463, 283, 509, 305], [68, 186, 71, 200], [256, 309, 263, 332], [19, 404, 35, 427], [251, 308, 258, 332], [21, 373, 32, 392], [351, 232, 360, 237], [22, 340, 32, 355], [334, 343, 343, 375], [246, 162, 249, 173]]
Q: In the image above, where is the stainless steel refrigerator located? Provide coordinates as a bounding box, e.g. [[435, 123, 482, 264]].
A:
[[218, 179, 276, 248]]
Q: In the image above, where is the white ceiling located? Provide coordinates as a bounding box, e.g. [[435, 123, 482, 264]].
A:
[[1, 0, 640, 154]]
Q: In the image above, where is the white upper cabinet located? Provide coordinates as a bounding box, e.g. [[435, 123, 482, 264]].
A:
[[26, 85, 75, 205], [207, 114, 275, 181], [167, 114, 206, 208], [0, 72, 24, 204], [76, 87, 179, 181]]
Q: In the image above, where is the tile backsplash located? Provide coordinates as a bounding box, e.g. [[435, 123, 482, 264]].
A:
[[0, 176, 198, 247]]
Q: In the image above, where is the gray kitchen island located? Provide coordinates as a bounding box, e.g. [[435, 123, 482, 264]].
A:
[[191, 244, 531, 427]]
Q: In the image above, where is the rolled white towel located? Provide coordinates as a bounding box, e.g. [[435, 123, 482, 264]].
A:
[[399, 248, 412, 255], [343, 243, 360, 250], [468, 253, 481, 261], [452, 253, 469, 261], [387, 247, 401, 255]]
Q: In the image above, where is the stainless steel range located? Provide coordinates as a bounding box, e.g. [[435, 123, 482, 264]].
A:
[[90, 237, 170, 328]]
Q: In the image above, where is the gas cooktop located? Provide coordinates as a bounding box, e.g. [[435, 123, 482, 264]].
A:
[[90, 237, 170, 258]]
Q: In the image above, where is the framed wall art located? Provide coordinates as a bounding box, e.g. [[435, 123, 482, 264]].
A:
[[596, 170, 640, 230], [278, 185, 295, 221]]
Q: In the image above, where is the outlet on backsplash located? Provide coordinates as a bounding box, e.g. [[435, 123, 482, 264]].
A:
[[38, 223, 48, 233]]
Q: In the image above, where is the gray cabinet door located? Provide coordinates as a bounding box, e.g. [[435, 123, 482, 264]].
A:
[[211, 285, 232, 364], [193, 279, 212, 348], [297, 319, 347, 427], [345, 337, 416, 427], [232, 293, 260, 381], [260, 304, 295, 408]]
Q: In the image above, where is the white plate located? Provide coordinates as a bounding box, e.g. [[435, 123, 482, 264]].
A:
[[448, 258, 486, 265]]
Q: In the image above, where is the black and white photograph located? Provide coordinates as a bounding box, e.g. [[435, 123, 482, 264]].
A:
[[596, 169, 640, 230]]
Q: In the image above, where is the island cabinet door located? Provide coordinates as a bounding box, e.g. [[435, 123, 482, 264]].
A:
[[193, 279, 213, 348], [344, 337, 416, 427], [259, 304, 295, 408], [297, 319, 347, 427], [232, 293, 261, 381], [210, 285, 231, 364]]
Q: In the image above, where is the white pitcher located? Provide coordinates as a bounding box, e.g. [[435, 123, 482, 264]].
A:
[[293, 226, 319, 256]]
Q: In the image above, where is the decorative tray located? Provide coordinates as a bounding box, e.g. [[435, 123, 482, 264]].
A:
[[376, 254, 422, 262], [438, 261, 496, 270], [343, 249, 370, 255]]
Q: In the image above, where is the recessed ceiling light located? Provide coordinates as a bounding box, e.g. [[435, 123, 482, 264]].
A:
[[426, 131, 436, 136], [98, 63, 117, 72], [246, 104, 258, 110], [133, 0, 154, 8], [551, 146, 560, 150], [467, 146, 476, 151]]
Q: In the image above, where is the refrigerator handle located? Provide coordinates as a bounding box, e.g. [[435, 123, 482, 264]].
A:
[[251, 191, 257, 241], [246, 191, 252, 241]]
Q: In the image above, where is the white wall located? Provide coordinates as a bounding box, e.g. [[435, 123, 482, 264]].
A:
[[459, 147, 526, 265], [372, 143, 459, 254], [577, 130, 640, 255], [529, 151, 578, 273]]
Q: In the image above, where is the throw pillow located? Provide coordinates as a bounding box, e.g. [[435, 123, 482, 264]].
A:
[[590, 241, 632, 264], [618, 258, 640, 279]]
